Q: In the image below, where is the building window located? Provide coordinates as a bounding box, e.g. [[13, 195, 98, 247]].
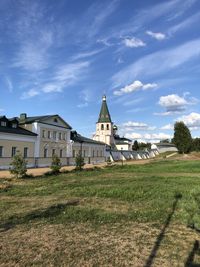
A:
[[0, 146, 3, 157], [101, 124, 104, 130], [106, 124, 109, 130], [42, 130, 46, 138], [52, 149, 56, 156], [97, 151, 99, 157], [100, 150, 102, 157], [83, 150, 86, 157], [11, 147, 17, 157], [44, 148, 48, 158], [59, 132, 62, 140], [53, 131, 57, 140], [73, 150, 75, 158], [92, 150, 95, 157], [48, 131, 51, 139], [63, 133, 66, 140], [54, 118, 58, 123], [60, 149, 63, 158], [1, 121, 7, 127], [24, 147, 28, 158], [12, 123, 17, 128]]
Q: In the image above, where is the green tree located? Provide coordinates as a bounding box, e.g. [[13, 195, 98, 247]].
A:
[[10, 152, 27, 178], [75, 153, 85, 171], [132, 140, 139, 151], [51, 154, 61, 174], [173, 121, 192, 153]]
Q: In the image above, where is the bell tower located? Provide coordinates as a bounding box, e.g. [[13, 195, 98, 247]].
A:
[[93, 95, 115, 147]]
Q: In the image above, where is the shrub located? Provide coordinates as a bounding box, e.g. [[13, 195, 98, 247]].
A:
[[51, 154, 61, 174], [75, 153, 85, 171], [10, 152, 27, 178]]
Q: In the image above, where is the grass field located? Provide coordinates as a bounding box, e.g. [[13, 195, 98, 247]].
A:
[[1, 159, 200, 266]]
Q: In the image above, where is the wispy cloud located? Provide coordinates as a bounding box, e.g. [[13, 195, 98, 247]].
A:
[[112, 38, 200, 87], [146, 31, 166, 41], [20, 61, 90, 99], [71, 49, 103, 61], [21, 89, 40, 100], [114, 80, 157, 96], [168, 11, 200, 36], [5, 76, 13, 92]]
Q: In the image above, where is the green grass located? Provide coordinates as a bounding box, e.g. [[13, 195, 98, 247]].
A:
[[1, 159, 200, 266]]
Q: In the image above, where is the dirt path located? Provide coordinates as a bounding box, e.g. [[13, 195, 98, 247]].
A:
[[0, 160, 152, 179]]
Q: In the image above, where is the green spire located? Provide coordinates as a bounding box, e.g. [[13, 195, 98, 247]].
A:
[[98, 95, 112, 123]]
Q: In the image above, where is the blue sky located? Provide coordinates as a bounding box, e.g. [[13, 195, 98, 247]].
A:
[[0, 0, 200, 142]]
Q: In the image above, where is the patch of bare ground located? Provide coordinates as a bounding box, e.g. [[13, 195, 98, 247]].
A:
[[0, 222, 199, 267]]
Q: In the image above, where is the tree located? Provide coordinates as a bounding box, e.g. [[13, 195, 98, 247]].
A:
[[132, 140, 139, 151], [10, 152, 27, 178], [51, 154, 61, 174], [173, 121, 192, 153], [75, 153, 85, 171]]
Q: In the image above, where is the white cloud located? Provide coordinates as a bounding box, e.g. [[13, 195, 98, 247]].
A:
[[146, 31, 166, 40], [161, 124, 174, 130], [122, 121, 156, 131], [113, 80, 157, 96], [112, 38, 200, 87], [21, 89, 40, 99], [178, 112, 200, 129], [123, 37, 146, 48], [159, 94, 187, 111], [156, 93, 199, 115], [125, 132, 172, 142]]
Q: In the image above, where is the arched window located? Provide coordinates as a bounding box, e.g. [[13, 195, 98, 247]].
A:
[[101, 124, 104, 130], [106, 124, 109, 130]]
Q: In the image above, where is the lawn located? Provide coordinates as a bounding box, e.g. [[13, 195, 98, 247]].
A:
[[1, 159, 200, 266]]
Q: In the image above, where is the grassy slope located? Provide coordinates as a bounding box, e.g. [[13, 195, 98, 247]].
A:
[[1, 160, 200, 266]]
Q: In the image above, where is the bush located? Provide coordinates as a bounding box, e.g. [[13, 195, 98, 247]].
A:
[[10, 153, 27, 178], [75, 153, 85, 171], [51, 154, 61, 174]]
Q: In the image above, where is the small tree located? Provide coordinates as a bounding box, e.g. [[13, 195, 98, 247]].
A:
[[173, 121, 192, 154], [51, 154, 61, 174], [10, 152, 27, 178], [75, 153, 85, 171]]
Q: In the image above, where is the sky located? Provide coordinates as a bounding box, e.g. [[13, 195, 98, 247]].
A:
[[0, 0, 200, 143]]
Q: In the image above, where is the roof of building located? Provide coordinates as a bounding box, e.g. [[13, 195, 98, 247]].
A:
[[18, 114, 72, 129], [0, 115, 37, 136], [98, 95, 112, 123], [154, 143, 176, 147], [114, 135, 132, 144], [71, 131, 105, 145]]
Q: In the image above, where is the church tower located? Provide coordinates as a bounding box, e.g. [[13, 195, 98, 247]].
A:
[[93, 95, 115, 147]]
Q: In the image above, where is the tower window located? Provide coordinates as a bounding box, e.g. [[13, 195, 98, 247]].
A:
[[101, 124, 104, 130], [106, 124, 109, 130]]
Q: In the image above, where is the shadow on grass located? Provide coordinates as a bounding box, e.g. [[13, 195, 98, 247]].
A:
[[144, 193, 182, 267], [0, 199, 79, 232], [185, 240, 200, 267]]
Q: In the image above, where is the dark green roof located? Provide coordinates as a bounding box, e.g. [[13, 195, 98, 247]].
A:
[[71, 131, 105, 145], [98, 95, 112, 123], [18, 114, 72, 129]]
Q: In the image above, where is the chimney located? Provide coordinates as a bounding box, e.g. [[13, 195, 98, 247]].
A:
[[20, 113, 27, 121]]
